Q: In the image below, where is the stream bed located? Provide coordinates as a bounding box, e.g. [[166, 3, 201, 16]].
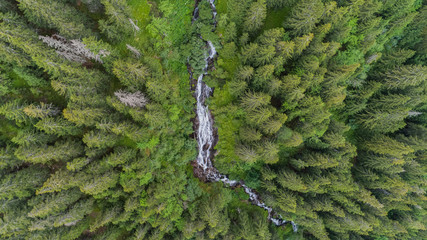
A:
[[189, 0, 297, 232]]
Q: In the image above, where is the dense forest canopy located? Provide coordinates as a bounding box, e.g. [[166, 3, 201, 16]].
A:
[[0, 0, 426, 239]]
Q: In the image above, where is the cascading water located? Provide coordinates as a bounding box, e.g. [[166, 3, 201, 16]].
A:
[[190, 0, 297, 232]]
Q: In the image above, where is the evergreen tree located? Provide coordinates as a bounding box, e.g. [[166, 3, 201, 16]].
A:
[[0, 167, 49, 200], [15, 140, 83, 164], [284, 0, 324, 36], [28, 188, 82, 218], [112, 59, 149, 90], [244, 0, 267, 33], [34, 117, 82, 136], [99, 0, 135, 42], [1, 0, 426, 239], [17, 0, 93, 39], [383, 65, 427, 89]]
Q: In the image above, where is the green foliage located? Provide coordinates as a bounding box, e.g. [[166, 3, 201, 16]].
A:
[[137, 135, 160, 152], [11, 128, 56, 146], [0, 167, 49, 200], [284, 0, 324, 36], [82, 130, 120, 149], [28, 188, 82, 218], [99, 0, 134, 42], [112, 59, 149, 90], [17, 0, 93, 39], [0, 100, 30, 125], [244, 0, 267, 33], [15, 140, 84, 164], [34, 117, 82, 136], [0, 0, 426, 239]]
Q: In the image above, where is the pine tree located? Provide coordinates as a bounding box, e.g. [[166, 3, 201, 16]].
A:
[[246, 107, 273, 126], [0, 167, 49, 200], [89, 206, 121, 232], [293, 33, 314, 56], [36, 168, 75, 195], [112, 59, 149, 90], [257, 141, 280, 164], [291, 151, 338, 170], [244, 0, 267, 33], [239, 126, 262, 142], [235, 144, 259, 164], [23, 102, 60, 119], [276, 170, 307, 192], [285, 0, 324, 36], [38, 35, 110, 64], [369, 94, 411, 109], [276, 40, 295, 60], [266, 0, 294, 9], [0, 146, 22, 170], [99, 0, 134, 42], [144, 104, 168, 128], [11, 128, 56, 147], [236, 65, 255, 81], [34, 117, 82, 136], [52, 198, 94, 228], [260, 112, 287, 135], [17, 0, 93, 39], [228, 80, 248, 97], [255, 46, 276, 66], [79, 171, 119, 196], [0, 100, 30, 125], [104, 147, 137, 167], [241, 43, 259, 65], [15, 140, 84, 164], [28, 188, 82, 218], [375, 49, 416, 70], [383, 65, 427, 89], [63, 107, 106, 127], [362, 134, 414, 159], [252, 65, 275, 90], [66, 157, 91, 172], [240, 91, 271, 111], [357, 108, 409, 133]]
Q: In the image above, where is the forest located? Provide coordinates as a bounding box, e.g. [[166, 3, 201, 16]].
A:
[[0, 0, 426, 239]]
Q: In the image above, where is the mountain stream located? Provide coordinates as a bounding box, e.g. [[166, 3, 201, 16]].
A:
[[190, 0, 297, 232]]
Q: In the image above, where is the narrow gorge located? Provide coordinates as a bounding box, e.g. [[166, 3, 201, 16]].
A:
[[189, 0, 297, 231]]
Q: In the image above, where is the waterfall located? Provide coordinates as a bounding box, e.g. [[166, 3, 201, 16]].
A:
[[190, 0, 297, 232]]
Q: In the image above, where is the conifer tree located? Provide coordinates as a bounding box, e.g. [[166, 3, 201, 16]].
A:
[[98, 0, 135, 42], [28, 188, 82, 218], [79, 171, 119, 196], [11, 128, 56, 147], [244, 0, 267, 33], [23, 102, 60, 119], [15, 140, 84, 164], [284, 0, 324, 36], [36, 168, 75, 195], [0, 167, 49, 200], [235, 144, 259, 164], [240, 91, 271, 111], [34, 117, 82, 136], [112, 59, 149, 90], [17, 0, 93, 39], [0, 100, 30, 125], [383, 65, 427, 89]]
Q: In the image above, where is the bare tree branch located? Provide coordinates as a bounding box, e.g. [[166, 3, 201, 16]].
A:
[[114, 90, 148, 108], [126, 44, 141, 58], [39, 34, 110, 64]]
